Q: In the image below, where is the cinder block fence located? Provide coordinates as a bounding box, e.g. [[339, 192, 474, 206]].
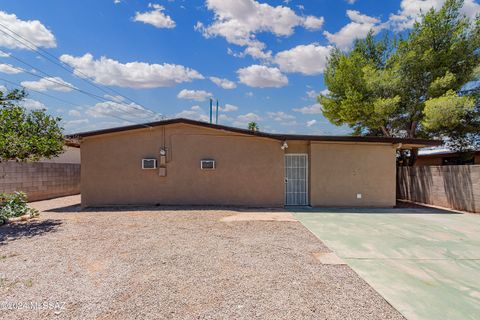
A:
[[0, 162, 80, 202], [397, 165, 480, 213]]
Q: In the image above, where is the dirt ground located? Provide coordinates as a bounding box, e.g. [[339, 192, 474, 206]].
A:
[[0, 195, 403, 319]]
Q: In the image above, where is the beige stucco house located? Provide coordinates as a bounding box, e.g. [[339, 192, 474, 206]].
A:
[[71, 118, 440, 208]]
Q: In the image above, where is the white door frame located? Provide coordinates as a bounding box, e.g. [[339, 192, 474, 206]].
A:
[[284, 153, 309, 206]]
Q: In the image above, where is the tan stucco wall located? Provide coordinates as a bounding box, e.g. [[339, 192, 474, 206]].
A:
[[310, 142, 396, 207], [284, 141, 309, 154], [81, 123, 284, 207], [81, 124, 398, 208]]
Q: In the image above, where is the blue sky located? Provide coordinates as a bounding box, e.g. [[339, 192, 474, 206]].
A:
[[0, 0, 478, 135]]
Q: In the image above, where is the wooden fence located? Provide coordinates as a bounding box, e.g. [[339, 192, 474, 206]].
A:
[[397, 165, 480, 213]]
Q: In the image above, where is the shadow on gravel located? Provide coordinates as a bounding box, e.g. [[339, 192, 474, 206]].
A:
[[46, 204, 286, 213], [0, 219, 62, 245], [46, 204, 83, 213]]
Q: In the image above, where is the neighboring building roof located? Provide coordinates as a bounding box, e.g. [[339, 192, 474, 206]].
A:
[[65, 139, 80, 148], [418, 148, 480, 157], [418, 147, 451, 156], [67, 118, 442, 148]]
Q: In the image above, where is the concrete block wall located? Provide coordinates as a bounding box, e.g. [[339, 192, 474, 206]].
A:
[[397, 165, 480, 213], [0, 162, 80, 202]]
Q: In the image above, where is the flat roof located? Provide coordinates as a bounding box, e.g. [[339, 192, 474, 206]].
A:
[[418, 149, 480, 157], [67, 118, 442, 147]]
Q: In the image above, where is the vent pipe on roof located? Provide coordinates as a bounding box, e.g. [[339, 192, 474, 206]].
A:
[[209, 98, 213, 124]]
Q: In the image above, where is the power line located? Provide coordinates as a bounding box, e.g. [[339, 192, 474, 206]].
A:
[[0, 77, 153, 128], [0, 76, 80, 107], [0, 22, 161, 118], [4, 58, 156, 121], [0, 25, 161, 116]]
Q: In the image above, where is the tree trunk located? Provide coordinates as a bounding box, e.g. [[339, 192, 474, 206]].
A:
[[408, 148, 418, 166], [409, 121, 417, 138], [406, 121, 418, 166], [381, 126, 391, 137]]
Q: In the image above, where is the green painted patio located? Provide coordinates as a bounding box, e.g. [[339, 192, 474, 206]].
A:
[[293, 208, 480, 320]]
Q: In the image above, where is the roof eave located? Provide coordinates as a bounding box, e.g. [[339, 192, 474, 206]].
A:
[[66, 118, 442, 148]]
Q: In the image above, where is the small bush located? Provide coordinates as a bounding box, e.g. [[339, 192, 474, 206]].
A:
[[0, 192, 38, 224]]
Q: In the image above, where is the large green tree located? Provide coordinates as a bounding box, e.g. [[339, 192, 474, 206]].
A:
[[320, 0, 480, 162], [0, 88, 64, 161]]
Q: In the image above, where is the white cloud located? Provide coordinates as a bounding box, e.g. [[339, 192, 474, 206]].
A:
[[86, 101, 157, 120], [389, 0, 480, 31], [233, 112, 261, 127], [245, 91, 254, 97], [21, 77, 74, 92], [227, 46, 272, 61], [306, 88, 328, 99], [0, 85, 6, 92], [324, 10, 383, 51], [243, 46, 273, 60], [60, 53, 204, 88], [306, 119, 317, 127], [133, 3, 176, 29], [175, 105, 209, 122], [177, 89, 212, 101], [306, 89, 319, 99], [220, 103, 238, 112], [0, 11, 56, 50], [218, 114, 233, 122], [462, 0, 480, 18], [346, 0, 357, 4], [267, 111, 295, 121], [237, 65, 288, 88], [0, 50, 10, 57], [114, 0, 122, 4], [0, 63, 22, 74], [213, 103, 239, 112], [21, 98, 46, 110], [209, 76, 237, 89], [65, 119, 89, 128], [104, 94, 125, 103], [293, 103, 323, 114], [239, 113, 261, 122], [196, 0, 324, 60], [303, 16, 325, 30], [190, 105, 201, 111], [68, 109, 82, 117], [275, 44, 333, 75], [279, 120, 297, 127]]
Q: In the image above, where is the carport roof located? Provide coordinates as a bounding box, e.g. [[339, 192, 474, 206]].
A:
[[67, 118, 442, 148]]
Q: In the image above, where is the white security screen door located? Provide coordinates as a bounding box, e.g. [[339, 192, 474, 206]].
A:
[[284, 154, 308, 206]]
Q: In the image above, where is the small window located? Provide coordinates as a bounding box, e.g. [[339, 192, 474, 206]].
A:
[[142, 159, 157, 169], [201, 159, 215, 170]]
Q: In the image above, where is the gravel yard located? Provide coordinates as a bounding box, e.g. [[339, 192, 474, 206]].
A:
[[0, 195, 403, 319]]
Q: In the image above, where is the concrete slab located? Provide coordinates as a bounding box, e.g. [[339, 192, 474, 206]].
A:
[[220, 212, 296, 222], [293, 208, 480, 320], [312, 252, 346, 265]]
